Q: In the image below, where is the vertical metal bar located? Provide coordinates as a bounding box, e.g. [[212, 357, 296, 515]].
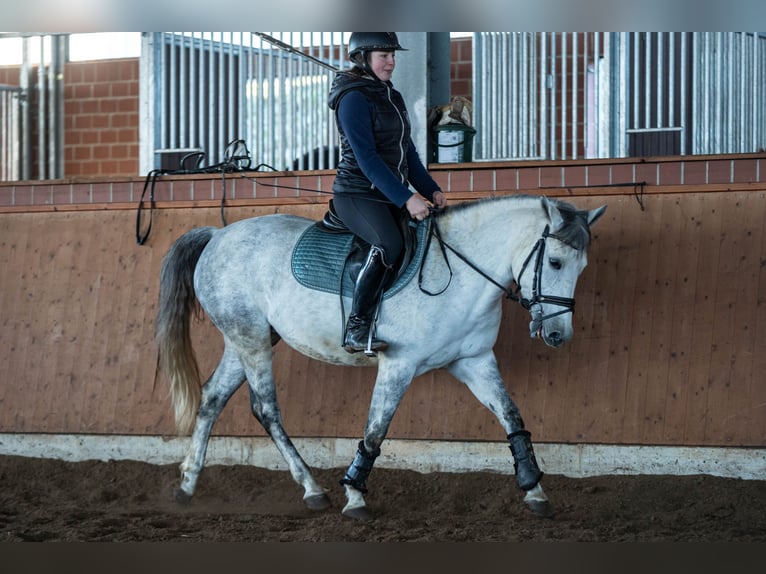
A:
[[738, 32, 746, 152], [48, 35, 58, 178], [255, 35, 264, 167], [669, 32, 675, 128], [241, 31, 246, 144], [496, 33, 503, 158], [271, 33, 279, 168], [510, 33, 517, 157], [288, 32, 296, 169], [619, 32, 629, 156], [169, 33, 178, 149], [539, 33, 547, 160], [527, 32, 542, 158], [714, 32, 723, 153], [726, 32, 734, 152], [582, 32, 591, 157], [632, 33, 639, 130], [217, 33, 225, 161], [228, 33, 235, 144], [680, 33, 687, 155], [550, 33, 557, 160], [572, 32, 578, 158], [208, 33, 216, 163], [592, 32, 600, 158], [560, 32, 567, 159], [657, 33, 664, 128], [753, 33, 760, 153], [701, 32, 707, 154], [644, 33, 651, 129], [179, 34, 187, 148], [37, 36, 46, 180], [1, 90, 6, 180], [200, 34, 208, 156], [20, 37, 31, 180], [158, 34, 167, 152], [189, 34, 197, 150], [488, 33, 495, 158]]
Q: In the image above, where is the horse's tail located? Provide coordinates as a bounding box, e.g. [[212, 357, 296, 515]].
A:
[[155, 226, 216, 435]]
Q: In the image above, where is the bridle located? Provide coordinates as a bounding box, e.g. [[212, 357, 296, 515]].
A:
[[512, 224, 577, 322], [419, 217, 578, 324]]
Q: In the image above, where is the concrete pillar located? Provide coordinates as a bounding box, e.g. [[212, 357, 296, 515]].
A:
[[395, 33, 451, 166]]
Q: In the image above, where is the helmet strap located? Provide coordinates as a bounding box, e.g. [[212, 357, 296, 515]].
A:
[[360, 51, 382, 82]]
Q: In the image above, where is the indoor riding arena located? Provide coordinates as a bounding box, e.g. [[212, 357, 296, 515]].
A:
[[1, 154, 765, 541]]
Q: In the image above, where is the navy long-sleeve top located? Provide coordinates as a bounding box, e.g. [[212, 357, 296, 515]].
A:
[[333, 82, 441, 208]]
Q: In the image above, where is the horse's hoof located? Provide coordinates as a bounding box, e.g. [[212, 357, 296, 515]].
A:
[[304, 493, 331, 511], [173, 486, 193, 505], [342, 506, 374, 522], [525, 499, 553, 518]]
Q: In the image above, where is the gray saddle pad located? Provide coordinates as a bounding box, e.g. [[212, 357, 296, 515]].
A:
[[291, 219, 430, 299]]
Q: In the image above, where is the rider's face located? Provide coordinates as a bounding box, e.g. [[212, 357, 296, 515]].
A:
[[368, 50, 396, 81]]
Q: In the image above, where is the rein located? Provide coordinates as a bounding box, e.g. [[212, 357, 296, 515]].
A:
[[419, 215, 576, 323]]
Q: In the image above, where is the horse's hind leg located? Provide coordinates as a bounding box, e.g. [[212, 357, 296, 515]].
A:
[[176, 345, 245, 503], [241, 348, 330, 511], [447, 352, 552, 518]]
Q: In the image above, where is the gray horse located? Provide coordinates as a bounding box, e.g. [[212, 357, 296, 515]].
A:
[[156, 194, 606, 520]]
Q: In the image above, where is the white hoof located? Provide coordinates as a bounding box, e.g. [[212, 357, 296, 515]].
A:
[[341, 484, 370, 519]]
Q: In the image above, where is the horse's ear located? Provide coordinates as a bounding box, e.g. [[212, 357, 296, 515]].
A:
[[586, 205, 607, 227], [540, 195, 565, 230]]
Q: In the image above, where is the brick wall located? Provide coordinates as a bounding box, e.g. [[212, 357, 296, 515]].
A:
[[1, 59, 140, 179], [450, 36, 473, 100], [63, 59, 139, 178], [1, 154, 763, 212]]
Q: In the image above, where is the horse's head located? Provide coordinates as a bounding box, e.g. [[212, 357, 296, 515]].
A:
[[513, 196, 606, 348]]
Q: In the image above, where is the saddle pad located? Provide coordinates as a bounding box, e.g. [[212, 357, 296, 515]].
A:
[[291, 219, 430, 299]]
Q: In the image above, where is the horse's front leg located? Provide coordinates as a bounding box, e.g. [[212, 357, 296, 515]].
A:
[[447, 352, 552, 518], [341, 363, 414, 521]]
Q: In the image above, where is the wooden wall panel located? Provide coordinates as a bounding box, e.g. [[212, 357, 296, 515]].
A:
[[1, 191, 765, 447]]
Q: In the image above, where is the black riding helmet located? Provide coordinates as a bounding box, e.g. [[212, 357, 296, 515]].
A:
[[348, 32, 407, 80]]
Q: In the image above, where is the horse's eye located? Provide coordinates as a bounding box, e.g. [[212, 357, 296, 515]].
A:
[[549, 258, 562, 270]]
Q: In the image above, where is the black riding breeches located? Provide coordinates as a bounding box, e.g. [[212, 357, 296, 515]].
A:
[[332, 194, 404, 264]]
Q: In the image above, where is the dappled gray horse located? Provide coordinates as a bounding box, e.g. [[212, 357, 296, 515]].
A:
[[156, 194, 606, 520]]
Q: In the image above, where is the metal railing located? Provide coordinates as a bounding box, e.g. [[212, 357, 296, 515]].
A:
[[141, 32, 346, 174], [473, 32, 766, 161], [3, 33, 765, 182], [0, 33, 65, 182], [0, 85, 23, 181]]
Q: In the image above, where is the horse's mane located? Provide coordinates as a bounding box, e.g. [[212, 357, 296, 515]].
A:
[[434, 194, 592, 251]]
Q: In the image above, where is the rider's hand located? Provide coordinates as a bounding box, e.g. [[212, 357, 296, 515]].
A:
[[406, 194, 431, 222], [431, 191, 447, 209]]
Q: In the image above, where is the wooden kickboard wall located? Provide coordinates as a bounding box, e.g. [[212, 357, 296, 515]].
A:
[[1, 191, 765, 447]]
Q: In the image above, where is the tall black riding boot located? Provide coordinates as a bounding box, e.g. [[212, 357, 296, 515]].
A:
[[343, 245, 392, 354]]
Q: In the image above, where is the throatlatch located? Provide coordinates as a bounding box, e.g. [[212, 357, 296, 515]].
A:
[[507, 430, 544, 490], [339, 440, 381, 493]]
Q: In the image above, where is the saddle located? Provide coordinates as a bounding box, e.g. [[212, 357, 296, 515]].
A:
[[291, 200, 430, 299]]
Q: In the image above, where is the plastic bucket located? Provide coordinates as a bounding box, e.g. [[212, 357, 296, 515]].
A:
[[432, 124, 476, 163]]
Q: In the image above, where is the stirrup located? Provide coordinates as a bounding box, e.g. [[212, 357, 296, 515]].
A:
[[343, 330, 388, 355]]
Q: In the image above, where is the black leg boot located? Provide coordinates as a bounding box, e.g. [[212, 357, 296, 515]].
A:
[[343, 245, 392, 354]]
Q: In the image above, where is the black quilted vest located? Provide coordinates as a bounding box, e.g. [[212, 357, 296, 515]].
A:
[[328, 70, 411, 197]]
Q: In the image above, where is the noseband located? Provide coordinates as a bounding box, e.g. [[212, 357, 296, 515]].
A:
[[512, 225, 576, 322], [420, 220, 577, 324]]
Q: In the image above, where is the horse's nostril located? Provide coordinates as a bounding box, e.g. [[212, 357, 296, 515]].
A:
[[548, 331, 562, 344]]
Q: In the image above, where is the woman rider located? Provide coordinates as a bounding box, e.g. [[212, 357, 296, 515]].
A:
[[328, 32, 447, 354]]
